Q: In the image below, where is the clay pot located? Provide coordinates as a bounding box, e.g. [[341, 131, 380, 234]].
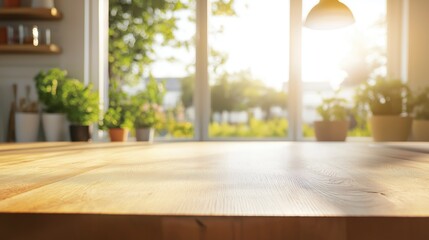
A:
[[370, 116, 412, 142], [109, 128, 129, 142], [314, 120, 349, 141], [70, 125, 92, 142], [3, 0, 21, 8], [412, 120, 429, 141]]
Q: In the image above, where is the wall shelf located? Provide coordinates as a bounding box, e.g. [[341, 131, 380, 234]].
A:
[[0, 8, 62, 21], [0, 44, 61, 54]]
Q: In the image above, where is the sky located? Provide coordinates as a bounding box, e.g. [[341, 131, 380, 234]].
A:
[[150, 0, 386, 90]]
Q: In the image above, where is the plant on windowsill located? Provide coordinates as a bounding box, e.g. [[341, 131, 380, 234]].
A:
[[34, 68, 68, 142], [354, 77, 413, 142], [132, 78, 165, 142], [412, 87, 429, 141], [101, 106, 133, 142], [314, 96, 349, 141], [63, 79, 99, 142]]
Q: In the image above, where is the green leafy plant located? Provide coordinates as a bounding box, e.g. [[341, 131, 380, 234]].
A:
[[132, 78, 166, 129], [316, 97, 349, 121], [354, 77, 413, 116], [34, 68, 68, 113], [414, 87, 429, 120], [101, 106, 134, 130], [134, 103, 163, 128], [63, 79, 99, 126]]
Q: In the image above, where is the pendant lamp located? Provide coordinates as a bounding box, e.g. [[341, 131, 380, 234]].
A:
[[305, 0, 355, 30]]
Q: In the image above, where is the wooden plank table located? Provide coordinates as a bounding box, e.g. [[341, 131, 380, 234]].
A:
[[0, 142, 429, 239]]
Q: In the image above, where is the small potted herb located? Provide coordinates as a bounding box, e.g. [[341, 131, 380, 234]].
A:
[[355, 78, 413, 141], [34, 68, 68, 142], [412, 87, 429, 141], [63, 79, 99, 142], [134, 103, 163, 142], [132, 78, 165, 142], [101, 106, 133, 142], [314, 96, 349, 141]]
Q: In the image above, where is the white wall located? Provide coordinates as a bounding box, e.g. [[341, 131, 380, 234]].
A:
[[0, 0, 87, 141], [407, 0, 429, 89]]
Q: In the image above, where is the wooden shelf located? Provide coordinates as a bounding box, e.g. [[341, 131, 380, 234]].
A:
[[0, 44, 61, 54], [0, 7, 62, 21]]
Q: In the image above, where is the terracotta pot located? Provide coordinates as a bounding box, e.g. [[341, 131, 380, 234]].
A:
[[412, 120, 429, 141], [70, 125, 92, 142], [370, 116, 412, 142], [109, 128, 128, 142], [314, 120, 349, 141], [136, 128, 154, 142], [3, 0, 21, 8]]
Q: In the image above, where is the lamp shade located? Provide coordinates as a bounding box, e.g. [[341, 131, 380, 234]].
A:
[[304, 0, 355, 30]]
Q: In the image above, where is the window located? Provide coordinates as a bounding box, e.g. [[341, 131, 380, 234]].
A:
[[108, 0, 390, 141]]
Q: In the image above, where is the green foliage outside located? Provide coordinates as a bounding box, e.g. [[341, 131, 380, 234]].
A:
[[316, 97, 349, 121], [210, 118, 288, 138], [62, 80, 99, 126], [109, 0, 235, 87], [181, 71, 287, 119], [414, 87, 429, 120], [162, 119, 372, 139], [166, 121, 194, 138], [34, 68, 68, 113]]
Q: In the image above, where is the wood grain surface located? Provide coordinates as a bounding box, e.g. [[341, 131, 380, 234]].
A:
[[1, 142, 429, 239]]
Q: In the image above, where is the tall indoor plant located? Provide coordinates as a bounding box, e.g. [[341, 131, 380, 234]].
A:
[[412, 87, 429, 141], [314, 96, 349, 141], [34, 68, 68, 141], [355, 78, 413, 141], [63, 79, 99, 142]]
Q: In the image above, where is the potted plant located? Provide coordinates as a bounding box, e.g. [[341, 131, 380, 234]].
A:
[[63, 79, 99, 142], [132, 78, 165, 142], [34, 68, 68, 142], [101, 106, 133, 142], [314, 97, 349, 141], [134, 103, 163, 142], [412, 87, 429, 141], [355, 78, 413, 141]]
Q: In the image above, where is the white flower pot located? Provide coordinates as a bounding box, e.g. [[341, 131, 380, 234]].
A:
[[412, 120, 429, 141], [15, 112, 40, 142], [32, 0, 54, 8], [42, 113, 66, 142], [136, 128, 154, 142]]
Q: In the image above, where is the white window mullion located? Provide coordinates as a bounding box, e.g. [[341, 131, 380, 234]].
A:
[[289, 0, 303, 141], [195, 0, 210, 141], [387, 0, 408, 81]]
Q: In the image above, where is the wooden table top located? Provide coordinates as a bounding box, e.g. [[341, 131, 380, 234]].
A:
[[1, 142, 429, 217]]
